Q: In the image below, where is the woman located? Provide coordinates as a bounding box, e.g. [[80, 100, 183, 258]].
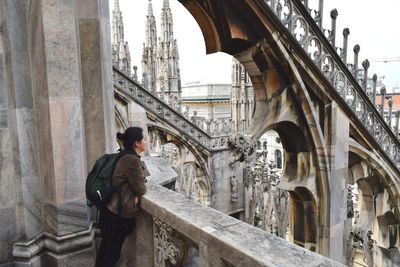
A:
[[96, 127, 148, 267]]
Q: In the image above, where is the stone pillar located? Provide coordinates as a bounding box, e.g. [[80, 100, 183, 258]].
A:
[[0, 1, 20, 264], [117, 210, 154, 267], [199, 238, 225, 267], [0, 0, 114, 265], [1, 1, 43, 264], [327, 102, 349, 263], [78, 0, 117, 167]]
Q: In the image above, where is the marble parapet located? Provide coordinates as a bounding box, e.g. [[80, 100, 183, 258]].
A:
[[139, 181, 346, 267]]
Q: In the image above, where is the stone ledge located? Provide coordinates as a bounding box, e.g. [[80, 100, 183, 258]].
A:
[[141, 182, 346, 267]]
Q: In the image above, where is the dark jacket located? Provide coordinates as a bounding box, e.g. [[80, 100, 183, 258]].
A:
[[106, 152, 148, 218]]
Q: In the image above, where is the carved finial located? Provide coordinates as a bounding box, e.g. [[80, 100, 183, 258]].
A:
[[380, 86, 386, 95], [362, 60, 370, 92], [343, 28, 350, 37], [342, 28, 350, 63], [362, 59, 370, 70], [353, 45, 360, 78], [372, 73, 377, 81], [330, 9, 338, 19], [329, 9, 338, 47], [353, 44, 360, 53], [388, 98, 393, 107]]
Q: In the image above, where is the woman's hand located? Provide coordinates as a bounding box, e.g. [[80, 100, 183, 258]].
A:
[[134, 196, 139, 206]]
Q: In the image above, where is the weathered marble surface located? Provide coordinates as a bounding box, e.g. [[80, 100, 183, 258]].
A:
[[2, 0, 43, 247], [0, 207, 17, 263], [79, 0, 116, 167], [44, 200, 89, 236], [210, 150, 244, 214], [328, 104, 349, 262], [137, 182, 345, 267], [0, 0, 112, 265], [142, 156, 178, 186]]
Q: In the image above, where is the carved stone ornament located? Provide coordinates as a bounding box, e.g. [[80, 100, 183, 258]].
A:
[[154, 218, 185, 266], [228, 132, 257, 165], [230, 176, 239, 202]]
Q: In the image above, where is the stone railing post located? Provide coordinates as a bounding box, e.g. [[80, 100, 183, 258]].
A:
[[199, 239, 225, 267], [371, 74, 377, 102], [330, 9, 338, 47], [316, 0, 324, 28], [362, 59, 370, 92], [388, 97, 393, 128], [342, 28, 350, 63], [395, 111, 400, 136], [117, 210, 155, 266], [353, 44, 360, 78], [380, 86, 386, 117]]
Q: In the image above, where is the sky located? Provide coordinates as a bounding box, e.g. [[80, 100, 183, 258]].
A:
[[111, 0, 400, 89]]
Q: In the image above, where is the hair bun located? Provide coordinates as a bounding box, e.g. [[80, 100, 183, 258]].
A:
[[116, 132, 125, 140]]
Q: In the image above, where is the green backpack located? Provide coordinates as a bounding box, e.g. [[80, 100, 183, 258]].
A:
[[85, 153, 126, 207]]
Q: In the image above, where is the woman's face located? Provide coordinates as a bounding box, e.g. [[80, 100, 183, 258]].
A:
[[134, 132, 147, 153]]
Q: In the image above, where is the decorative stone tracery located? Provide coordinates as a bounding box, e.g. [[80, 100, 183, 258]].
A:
[[244, 153, 289, 238], [154, 218, 188, 266]]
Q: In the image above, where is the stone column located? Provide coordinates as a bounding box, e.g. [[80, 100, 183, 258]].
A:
[[117, 210, 155, 267], [0, 1, 21, 263], [199, 238, 225, 267], [327, 102, 349, 263], [0, 0, 114, 265], [78, 0, 117, 167], [0, 1, 42, 264]]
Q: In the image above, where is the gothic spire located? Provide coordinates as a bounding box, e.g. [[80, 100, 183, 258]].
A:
[[114, 0, 120, 11], [147, 0, 153, 16], [112, 0, 124, 46], [111, 0, 132, 76], [145, 0, 157, 47], [142, 0, 158, 92], [160, 0, 174, 42], [163, 0, 170, 9]]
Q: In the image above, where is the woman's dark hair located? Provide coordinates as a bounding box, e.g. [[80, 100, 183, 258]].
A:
[[116, 127, 144, 151]]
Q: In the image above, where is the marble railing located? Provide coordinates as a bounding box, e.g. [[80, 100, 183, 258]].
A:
[[112, 68, 229, 151], [122, 181, 345, 267], [262, 0, 400, 171]]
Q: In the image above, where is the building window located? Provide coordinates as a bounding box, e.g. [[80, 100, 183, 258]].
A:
[[276, 137, 281, 144], [263, 141, 267, 151], [257, 141, 261, 150], [275, 150, 282, 169]]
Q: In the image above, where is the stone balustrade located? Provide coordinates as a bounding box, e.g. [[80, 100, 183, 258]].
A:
[[119, 181, 345, 266], [263, 0, 400, 171]]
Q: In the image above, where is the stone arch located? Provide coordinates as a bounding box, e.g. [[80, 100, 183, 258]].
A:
[[146, 124, 211, 205], [347, 145, 400, 266], [290, 187, 317, 252], [349, 142, 400, 219], [179, 0, 331, 254]]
